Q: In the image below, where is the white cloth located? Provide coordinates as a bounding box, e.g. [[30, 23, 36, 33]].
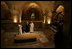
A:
[[18, 24, 22, 34], [30, 22, 34, 32]]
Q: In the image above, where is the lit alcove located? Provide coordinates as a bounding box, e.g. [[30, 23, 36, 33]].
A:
[[22, 3, 43, 21]]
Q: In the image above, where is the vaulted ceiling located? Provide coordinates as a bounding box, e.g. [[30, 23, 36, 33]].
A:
[[1, 1, 63, 21]]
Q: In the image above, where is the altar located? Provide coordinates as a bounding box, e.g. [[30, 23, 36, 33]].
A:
[[14, 32, 49, 43]]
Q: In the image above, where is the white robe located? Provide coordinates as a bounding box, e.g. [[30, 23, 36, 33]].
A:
[[30, 23, 34, 32], [18, 24, 22, 34]]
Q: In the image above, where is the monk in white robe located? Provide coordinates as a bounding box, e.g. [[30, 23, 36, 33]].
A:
[[30, 21, 34, 33], [18, 24, 22, 34]]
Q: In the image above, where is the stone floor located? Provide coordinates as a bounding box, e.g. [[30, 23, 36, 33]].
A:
[[1, 31, 55, 48]]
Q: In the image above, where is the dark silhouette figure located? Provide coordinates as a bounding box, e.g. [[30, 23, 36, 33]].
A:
[[53, 12, 64, 48], [22, 21, 30, 33]]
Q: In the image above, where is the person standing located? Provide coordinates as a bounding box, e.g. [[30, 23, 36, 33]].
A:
[[30, 21, 34, 33], [24, 21, 30, 32], [18, 24, 22, 34], [54, 12, 64, 48]]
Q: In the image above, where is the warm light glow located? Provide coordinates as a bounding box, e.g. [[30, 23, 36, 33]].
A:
[[48, 12, 52, 17], [20, 19, 21, 23], [29, 3, 38, 8], [47, 18, 51, 24], [43, 16, 45, 24], [56, 5, 64, 13], [20, 16, 21, 23], [20, 10, 22, 23], [44, 19, 45, 24], [14, 16, 17, 23]]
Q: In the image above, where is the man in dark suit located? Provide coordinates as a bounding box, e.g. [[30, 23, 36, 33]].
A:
[[24, 21, 30, 32]]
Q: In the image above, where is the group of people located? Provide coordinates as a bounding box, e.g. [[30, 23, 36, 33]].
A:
[[22, 21, 34, 33]]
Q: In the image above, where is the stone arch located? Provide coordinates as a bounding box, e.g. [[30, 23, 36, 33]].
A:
[[22, 2, 43, 21]]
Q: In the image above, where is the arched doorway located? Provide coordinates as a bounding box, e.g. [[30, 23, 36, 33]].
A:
[[22, 3, 43, 22], [22, 7, 43, 21], [22, 3, 43, 31]]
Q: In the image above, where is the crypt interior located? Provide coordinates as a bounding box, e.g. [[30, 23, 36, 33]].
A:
[[1, 1, 71, 48]]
